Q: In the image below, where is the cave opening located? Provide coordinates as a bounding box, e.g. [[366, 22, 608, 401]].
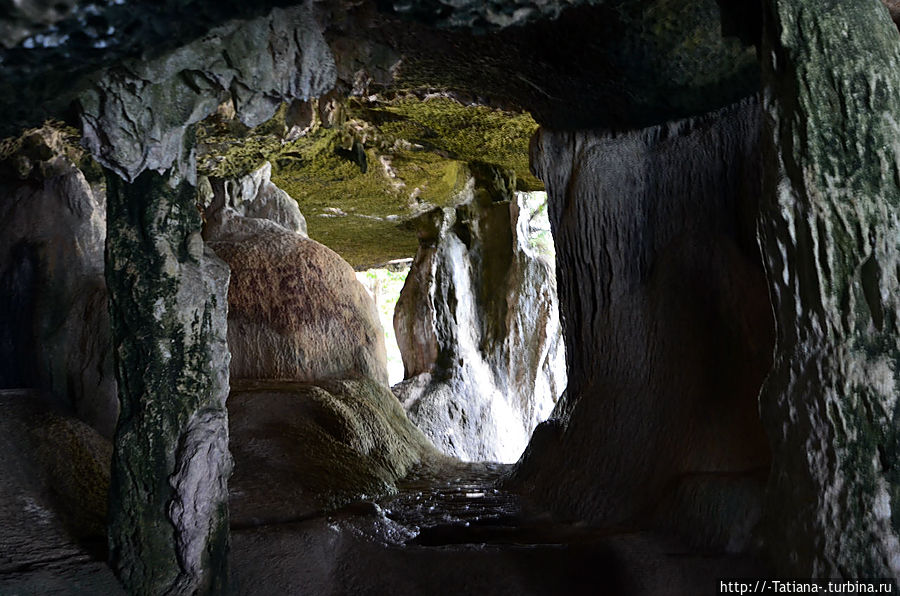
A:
[[3, 0, 900, 594], [194, 90, 566, 464]]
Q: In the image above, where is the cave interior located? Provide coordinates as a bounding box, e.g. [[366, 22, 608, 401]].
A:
[[2, 0, 900, 594]]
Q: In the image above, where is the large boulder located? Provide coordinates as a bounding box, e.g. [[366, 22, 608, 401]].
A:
[[393, 165, 565, 463], [204, 164, 389, 386], [0, 126, 117, 438], [228, 378, 438, 526]]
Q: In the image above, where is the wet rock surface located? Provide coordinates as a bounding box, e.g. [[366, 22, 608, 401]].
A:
[[393, 172, 565, 463], [228, 379, 438, 527], [230, 460, 770, 596]]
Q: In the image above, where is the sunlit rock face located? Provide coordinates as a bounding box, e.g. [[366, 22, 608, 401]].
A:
[[0, 126, 117, 438], [510, 97, 773, 549], [759, 0, 900, 577], [204, 164, 390, 386], [393, 165, 565, 463]]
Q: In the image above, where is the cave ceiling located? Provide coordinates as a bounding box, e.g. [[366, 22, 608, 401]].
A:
[[0, 0, 762, 139], [0, 0, 773, 267]]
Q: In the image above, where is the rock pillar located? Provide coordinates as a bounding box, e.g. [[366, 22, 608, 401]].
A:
[[105, 156, 232, 594], [760, 0, 900, 577]]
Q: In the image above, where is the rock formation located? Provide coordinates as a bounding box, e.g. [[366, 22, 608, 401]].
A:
[[79, 4, 336, 182], [510, 97, 773, 550], [0, 126, 117, 438], [0, 389, 121, 595], [228, 378, 438, 527], [758, 0, 900, 577], [105, 161, 232, 596], [393, 165, 565, 463], [204, 163, 389, 386]]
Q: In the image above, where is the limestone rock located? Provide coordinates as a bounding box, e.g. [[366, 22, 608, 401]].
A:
[[0, 389, 121, 595], [105, 164, 232, 596], [0, 126, 117, 438], [393, 168, 565, 463], [759, 0, 900, 577], [79, 3, 336, 182], [202, 161, 308, 237], [228, 379, 438, 526], [205, 180, 389, 386], [382, 0, 600, 29], [509, 97, 773, 550]]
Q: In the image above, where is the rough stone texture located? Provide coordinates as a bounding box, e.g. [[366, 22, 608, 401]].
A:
[[228, 379, 438, 527], [105, 162, 232, 595], [200, 161, 307, 238], [0, 0, 77, 49], [393, 168, 565, 463], [206, 189, 389, 386], [509, 97, 773, 550], [1, 0, 759, 139], [0, 126, 117, 438], [381, 0, 599, 30], [0, 389, 122, 595], [386, 0, 759, 130], [79, 2, 336, 182], [759, 0, 900, 578]]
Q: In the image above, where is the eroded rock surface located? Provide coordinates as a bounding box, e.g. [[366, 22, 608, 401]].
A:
[[0, 389, 121, 596], [510, 97, 773, 550], [79, 3, 335, 182], [205, 170, 389, 385], [759, 0, 900, 577], [105, 163, 232, 595], [0, 126, 117, 438], [393, 166, 565, 463], [228, 379, 438, 527]]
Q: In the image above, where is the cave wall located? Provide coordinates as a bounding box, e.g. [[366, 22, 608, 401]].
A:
[[510, 97, 773, 549], [393, 166, 565, 463], [0, 127, 117, 438], [758, 0, 900, 577]]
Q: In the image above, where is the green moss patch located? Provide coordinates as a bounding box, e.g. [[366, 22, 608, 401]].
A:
[[197, 95, 540, 268]]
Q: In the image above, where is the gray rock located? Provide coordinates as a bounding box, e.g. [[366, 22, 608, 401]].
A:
[[206, 183, 389, 386], [202, 162, 307, 238], [393, 166, 565, 463], [79, 3, 336, 182], [382, 0, 601, 29], [759, 0, 900, 578], [0, 389, 122, 595], [105, 162, 232, 595], [228, 379, 438, 527], [0, 126, 117, 438], [509, 97, 773, 550]]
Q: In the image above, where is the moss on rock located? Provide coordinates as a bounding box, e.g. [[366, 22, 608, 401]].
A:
[[197, 95, 540, 268]]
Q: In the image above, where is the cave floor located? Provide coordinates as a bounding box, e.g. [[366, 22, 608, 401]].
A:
[[230, 460, 769, 596], [0, 454, 768, 595]]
